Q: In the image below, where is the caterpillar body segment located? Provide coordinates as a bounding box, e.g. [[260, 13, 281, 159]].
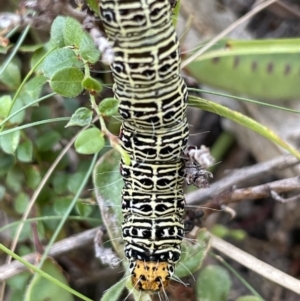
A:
[[99, 0, 188, 292]]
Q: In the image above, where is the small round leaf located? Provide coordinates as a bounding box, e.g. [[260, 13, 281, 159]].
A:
[[75, 128, 105, 154], [196, 265, 232, 301], [99, 98, 119, 116], [17, 140, 33, 162], [63, 17, 84, 47], [50, 67, 84, 97], [81, 76, 102, 93], [79, 34, 100, 63], [43, 48, 81, 78], [66, 107, 93, 127], [76, 202, 93, 217]]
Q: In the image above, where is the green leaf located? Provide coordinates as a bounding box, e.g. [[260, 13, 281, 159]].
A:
[[188, 39, 300, 101], [81, 76, 102, 93], [36, 131, 61, 151], [172, 0, 181, 26], [0, 95, 12, 119], [0, 60, 21, 90], [101, 279, 126, 301], [19, 44, 45, 52], [99, 98, 119, 116], [6, 167, 25, 193], [93, 149, 123, 257], [24, 258, 74, 301], [17, 140, 33, 162], [229, 229, 247, 241], [63, 17, 84, 47], [75, 202, 93, 217], [20, 75, 48, 104], [66, 107, 93, 127], [14, 193, 30, 215], [8, 290, 26, 301], [236, 297, 264, 301], [0, 155, 14, 176], [0, 185, 5, 200], [196, 265, 232, 301], [31, 105, 52, 122], [0, 130, 20, 154], [86, 0, 100, 17], [79, 34, 101, 63], [25, 166, 41, 189], [54, 197, 73, 215], [210, 224, 230, 238], [50, 67, 84, 97], [50, 16, 67, 47], [43, 48, 82, 78], [67, 171, 86, 194], [9, 220, 31, 241], [18, 245, 32, 256], [74, 128, 105, 154], [30, 46, 49, 74], [0, 44, 12, 54], [176, 229, 211, 278], [7, 272, 31, 291], [188, 95, 300, 160], [52, 172, 68, 194], [9, 98, 25, 124]]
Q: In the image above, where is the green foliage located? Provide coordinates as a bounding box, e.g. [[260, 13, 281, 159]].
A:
[[50, 67, 84, 97], [101, 280, 126, 301], [66, 107, 93, 127], [0, 59, 21, 90], [196, 265, 232, 301], [188, 95, 300, 159], [86, 0, 100, 17], [93, 149, 124, 258], [75, 128, 105, 154], [188, 38, 300, 101], [42, 48, 82, 78], [211, 224, 247, 241], [24, 259, 75, 301], [99, 98, 119, 116], [0, 13, 104, 301]]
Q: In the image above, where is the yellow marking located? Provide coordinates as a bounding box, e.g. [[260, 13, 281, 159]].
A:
[[131, 260, 170, 292]]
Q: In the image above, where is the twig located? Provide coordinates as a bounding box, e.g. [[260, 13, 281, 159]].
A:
[[0, 228, 98, 281], [220, 176, 300, 204], [186, 154, 299, 205], [179, 0, 212, 35], [94, 227, 121, 268], [272, 0, 300, 19], [211, 235, 300, 295]]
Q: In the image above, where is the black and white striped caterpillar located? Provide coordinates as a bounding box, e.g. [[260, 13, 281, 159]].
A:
[[99, 0, 211, 293]]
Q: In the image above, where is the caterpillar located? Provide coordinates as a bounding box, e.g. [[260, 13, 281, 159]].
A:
[[99, 0, 210, 293]]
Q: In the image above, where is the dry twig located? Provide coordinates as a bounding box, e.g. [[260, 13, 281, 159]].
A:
[[220, 176, 300, 204], [211, 235, 300, 295], [186, 154, 300, 205]]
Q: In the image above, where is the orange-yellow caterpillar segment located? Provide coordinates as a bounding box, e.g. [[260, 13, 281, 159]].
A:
[[131, 260, 170, 292]]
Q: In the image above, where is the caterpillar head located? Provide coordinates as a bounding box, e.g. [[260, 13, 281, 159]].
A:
[[129, 260, 174, 292]]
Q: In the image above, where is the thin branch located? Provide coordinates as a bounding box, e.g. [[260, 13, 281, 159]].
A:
[[220, 176, 300, 204], [186, 154, 300, 205], [211, 235, 300, 295]]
